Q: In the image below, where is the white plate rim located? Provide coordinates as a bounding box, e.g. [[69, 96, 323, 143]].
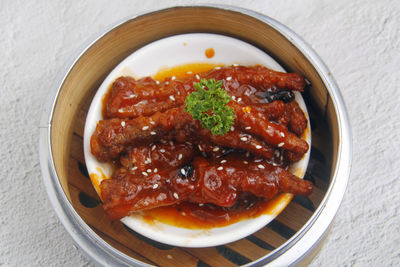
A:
[[83, 33, 311, 247]]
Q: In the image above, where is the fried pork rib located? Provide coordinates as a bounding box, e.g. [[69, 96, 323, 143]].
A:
[[100, 156, 313, 220]]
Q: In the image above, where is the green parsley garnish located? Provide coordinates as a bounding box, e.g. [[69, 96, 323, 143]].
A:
[[185, 78, 236, 135]]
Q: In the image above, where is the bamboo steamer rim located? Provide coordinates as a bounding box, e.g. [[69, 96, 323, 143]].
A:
[[39, 5, 351, 266]]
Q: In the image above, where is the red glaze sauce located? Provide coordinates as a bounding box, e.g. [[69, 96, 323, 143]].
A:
[[205, 48, 215, 58]]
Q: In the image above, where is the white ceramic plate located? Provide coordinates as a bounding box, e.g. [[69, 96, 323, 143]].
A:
[[83, 33, 311, 247]]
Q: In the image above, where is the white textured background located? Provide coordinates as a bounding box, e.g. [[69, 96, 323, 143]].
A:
[[1, 0, 399, 266]]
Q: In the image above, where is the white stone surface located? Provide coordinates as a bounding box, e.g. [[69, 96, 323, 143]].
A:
[[1, 0, 399, 266]]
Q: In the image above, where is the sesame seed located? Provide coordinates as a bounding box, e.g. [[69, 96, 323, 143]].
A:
[[118, 108, 125, 113], [147, 169, 152, 173], [246, 151, 250, 157], [237, 97, 242, 102], [256, 145, 262, 149], [160, 149, 166, 153], [153, 184, 158, 189], [123, 93, 136, 99], [180, 168, 186, 176], [142, 126, 149, 130], [171, 76, 176, 80], [178, 153, 183, 160], [213, 147, 220, 152], [142, 172, 148, 176], [154, 168, 158, 173], [121, 121, 126, 127], [233, 63, 239, 66], [155, 80, 160, 84], [187, 71, 192, 74], [196, 74, 200, 80], [131, 166, 138, 171], [173, 192, 179, 199], [169, 95, 175, 101], [258, 164, 265, 169], [167, 254, 173, 259], [280, 132, 285, 137], [199, 203, 204, 207], [226, 76, 232, 81], [198, 145, 203, 151], [151, 144, 156, 150], [240, 136, 248, 142], [181, 212, 186, 216], [230, 185, 237, 192], [278, 142, 285, 147], [254, 158, 262, 162], [150, 131, 156, 135], [230, 126, 235, 131], [232, 95, 236, 100], [150, 120, 155, 125], [214, 66, 221, 70], [165, 81, 169, 85], [220, 159, 227, 164], [243, 160, 249, 164], [217, 166, 223, 171], [245, 126, 251, 130]]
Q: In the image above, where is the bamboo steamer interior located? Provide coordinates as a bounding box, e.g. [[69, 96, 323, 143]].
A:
[[49, 6, 339, 266]]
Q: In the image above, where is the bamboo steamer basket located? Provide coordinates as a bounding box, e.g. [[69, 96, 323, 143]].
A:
[[39, 5, 351, 266]]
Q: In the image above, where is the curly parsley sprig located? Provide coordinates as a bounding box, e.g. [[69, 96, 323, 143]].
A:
[[185, 78, 235, 135]]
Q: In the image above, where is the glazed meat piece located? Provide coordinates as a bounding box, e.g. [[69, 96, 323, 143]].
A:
[[120, 141, 195, 171], [188, 156, 313, 206], [203, 129, 275, 159], [90, 107, 192, 162], [105, 76, 190, 118], [104, 65, 306, 119], [281, 101, 308, 137], [203, 65, 306, 92], [228, 101, 308, 155], [251, 100, 286, 121], [100, 155, 313, 220], [100, 168, 181, 220], [91, 102, 308, 162]]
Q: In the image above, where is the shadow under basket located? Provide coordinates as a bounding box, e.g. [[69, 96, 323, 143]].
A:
[[40, 5, 351, 267]]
